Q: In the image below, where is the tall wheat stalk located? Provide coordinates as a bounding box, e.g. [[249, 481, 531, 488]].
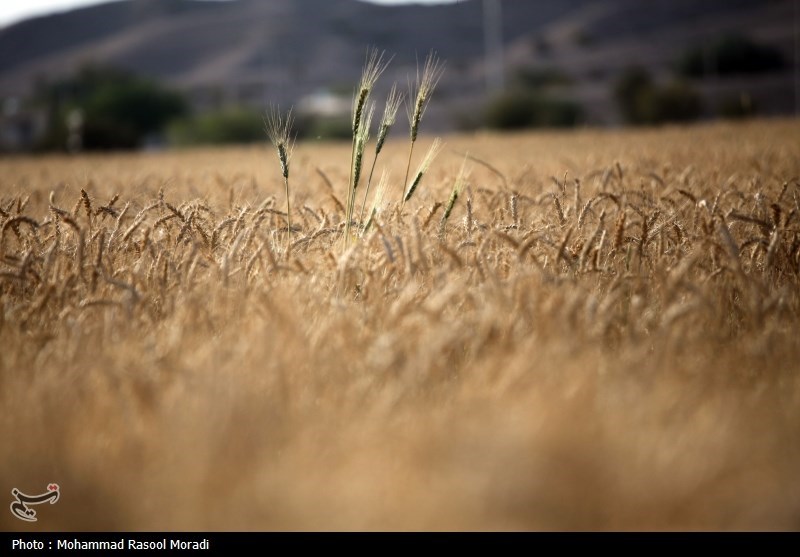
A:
[[265, 106, 295, 245], [348, 102, 375, 235], [345, 48, 390, 248], [359, 84, 403, 225], [403, 51, 444, 205]]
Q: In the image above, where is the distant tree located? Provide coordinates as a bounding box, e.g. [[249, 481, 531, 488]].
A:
[[530, 36, 551, 57], [614, 66, 702, 125], [36, 66, 187, 150], [614, 66, 654, 124], [650, 81, 703, 123], [678, 34, 785, 78], [513, 67, 572, 90]]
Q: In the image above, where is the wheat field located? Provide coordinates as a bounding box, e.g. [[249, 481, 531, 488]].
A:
[[1, 119, 799, 530]]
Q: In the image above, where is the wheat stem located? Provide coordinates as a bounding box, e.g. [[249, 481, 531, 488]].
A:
[[402, 138, 443, 208]]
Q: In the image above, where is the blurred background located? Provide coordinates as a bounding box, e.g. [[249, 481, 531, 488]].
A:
[[0, 0, 796, 152]]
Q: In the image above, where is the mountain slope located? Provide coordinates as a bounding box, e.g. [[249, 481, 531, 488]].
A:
[[0, 0, 793, 123]]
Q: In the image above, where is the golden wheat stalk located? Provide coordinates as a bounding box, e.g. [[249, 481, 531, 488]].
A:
[[362, 170, 391, 236], [265, 106, 295, 245], [440, 155, 470, 237]]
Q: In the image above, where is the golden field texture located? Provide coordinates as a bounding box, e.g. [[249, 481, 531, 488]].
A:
[[1, 120, 800, 530]]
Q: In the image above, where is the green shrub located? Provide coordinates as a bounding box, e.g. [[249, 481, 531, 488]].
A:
[[167, 108, 264, 145], [299, 115, 352, 141], [718, 93, 758, 119], [485, 90, 582, 129], [614, 67, 703, 125]]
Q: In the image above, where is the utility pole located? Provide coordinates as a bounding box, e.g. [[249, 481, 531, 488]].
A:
[[483, 0, 505, 94], [795, 0, 799, 116]]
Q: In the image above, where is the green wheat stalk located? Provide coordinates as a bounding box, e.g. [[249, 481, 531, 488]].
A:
[[344, 48, 391, 248], [359, 84, 403, 225], [403, 137, 443, 206], [403, 51, 444, 205], [347, 102, 375, 236]]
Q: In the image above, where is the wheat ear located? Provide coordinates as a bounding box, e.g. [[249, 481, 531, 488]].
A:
[[403, 138, 443, 206], [265, 106, 295, 245], [403, 51, 445, 200], [440, 155, 470, 237], [345, 48, 390, 248], [359, 84, 403, 224], [346, 102, 375, 240]]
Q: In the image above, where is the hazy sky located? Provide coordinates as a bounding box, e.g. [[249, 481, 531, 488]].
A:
[[0, 0, 461, 28]]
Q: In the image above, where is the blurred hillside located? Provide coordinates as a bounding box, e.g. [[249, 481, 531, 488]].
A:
[[0, 0, 796, 148]]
